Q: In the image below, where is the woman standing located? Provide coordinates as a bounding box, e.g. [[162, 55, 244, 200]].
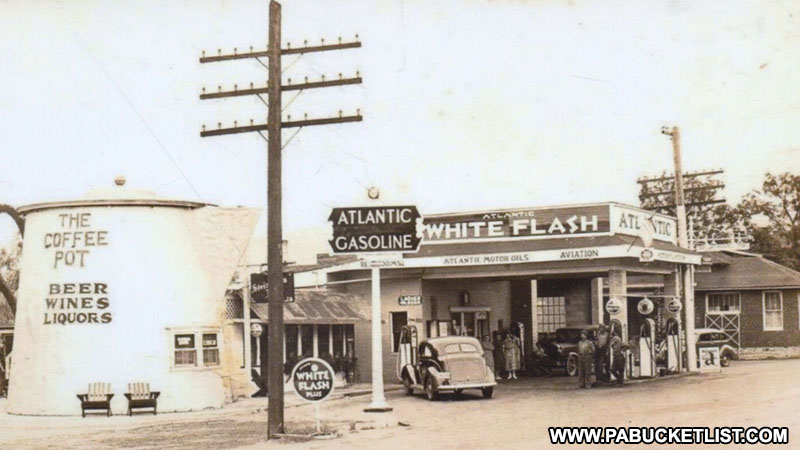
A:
[[503, 332, 521, 379]]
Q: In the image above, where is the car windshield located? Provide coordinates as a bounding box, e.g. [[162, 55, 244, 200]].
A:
[[699, 333, 726, 342], [443, 343, 479, 354]]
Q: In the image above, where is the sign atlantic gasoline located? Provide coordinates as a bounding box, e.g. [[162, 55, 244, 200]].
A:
[[329, 206, 422, 253]]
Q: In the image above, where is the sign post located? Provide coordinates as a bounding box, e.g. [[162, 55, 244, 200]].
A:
[[291, 357, 336, 434], [250, 272, 295, 303], [328, 205, 422, 414], [364, 266, 391, 412]]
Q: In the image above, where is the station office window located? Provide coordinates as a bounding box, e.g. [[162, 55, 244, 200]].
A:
[[391, 312, 408, 353], [763, 291, 784, 331], [537, 297, 566, 333], [706, 293, 741, 314], [172, 330, 221, 368]]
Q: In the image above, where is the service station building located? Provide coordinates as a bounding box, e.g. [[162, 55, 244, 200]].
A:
[[301, 202, 702, 381]]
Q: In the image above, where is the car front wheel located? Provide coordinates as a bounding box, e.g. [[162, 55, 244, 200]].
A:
[[482, 387, 494, 399], [721, 353, 732, 367], [566, 355, 579, 377], [425, 378, 438, 401]]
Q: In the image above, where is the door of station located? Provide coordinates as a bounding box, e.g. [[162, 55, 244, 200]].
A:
[[450, 307, 490, 338]]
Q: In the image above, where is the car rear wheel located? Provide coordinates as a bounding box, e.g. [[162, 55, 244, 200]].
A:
[[425, 378, 438, 401], [482, 387, 494, 399], [721, 353, 732, 367], [402, 373, 414, 395], [566, 355, 579, 377]]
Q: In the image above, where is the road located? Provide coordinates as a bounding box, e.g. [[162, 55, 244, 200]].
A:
[[2, 359, 799, 449], [309, 359, 800, 449]]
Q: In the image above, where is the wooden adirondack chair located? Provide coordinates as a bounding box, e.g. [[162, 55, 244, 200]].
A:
[[124, 382, 160, 416], [77, 382, 114, 417]]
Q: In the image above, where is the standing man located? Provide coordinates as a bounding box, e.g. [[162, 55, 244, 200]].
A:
[[609, 334, 627, 387], [577, 331, 595, 389], [492, 331, 505, 380], [594, 324, 610, 382]]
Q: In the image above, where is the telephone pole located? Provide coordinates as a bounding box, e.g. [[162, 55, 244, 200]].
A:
[[661, 126, 687, 247], [660, 125, 698, 373], [199, 0, 362, 437]]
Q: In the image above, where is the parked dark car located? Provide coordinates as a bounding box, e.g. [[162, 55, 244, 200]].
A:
[[538, 325, 600, 376]]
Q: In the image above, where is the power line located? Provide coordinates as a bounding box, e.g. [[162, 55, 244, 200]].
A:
[[637, 169, 724, 184], [75, 33, 204, 201]]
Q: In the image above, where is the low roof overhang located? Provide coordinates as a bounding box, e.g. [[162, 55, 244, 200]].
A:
[[249, 289, 368, 324]]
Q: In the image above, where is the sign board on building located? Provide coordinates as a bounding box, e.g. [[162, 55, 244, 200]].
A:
[[398, 295, 422, 306], [329, 206, 422, 253], [250, 272, 295, 303], [606, 297, 622, 315], [250, 323, 263, 337], [291, 357, 335, 402], [610, 205, 676, 245], [420, 205, 610, 243], [359, 253, 405, 268], [417, 203, 677, 246]]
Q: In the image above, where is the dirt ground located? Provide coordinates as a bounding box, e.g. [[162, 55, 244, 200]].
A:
[[2, 360, 799, 449]]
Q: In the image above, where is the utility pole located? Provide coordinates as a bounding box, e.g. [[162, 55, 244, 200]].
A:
[[660, 126, 698, 373], [199, 0, 362, 437], [661, 126, 687, 248], [266, 3, 284, 436]]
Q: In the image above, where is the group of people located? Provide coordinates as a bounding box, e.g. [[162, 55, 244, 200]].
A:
[[481, 331, 522, 380], [577, 324, 628, 389]]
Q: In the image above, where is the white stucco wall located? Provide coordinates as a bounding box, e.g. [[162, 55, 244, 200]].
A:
[[7, 205, 257, 415]]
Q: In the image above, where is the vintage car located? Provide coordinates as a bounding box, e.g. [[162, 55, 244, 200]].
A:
[[396, 328, 496, 401], [694, 328, 738, 367], [538, 325, 600, 376]]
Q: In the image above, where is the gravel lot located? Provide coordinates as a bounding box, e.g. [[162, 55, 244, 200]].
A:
[[2, 359, 798, 449]]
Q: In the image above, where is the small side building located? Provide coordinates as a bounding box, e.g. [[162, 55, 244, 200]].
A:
[[694, 250, 800, 359], [223, 272, 371, 399]]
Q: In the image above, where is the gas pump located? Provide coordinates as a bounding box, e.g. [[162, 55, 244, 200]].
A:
[[638, 318, 656, 378], [665, 318, 682, 373], [396, 325, 418, 382]]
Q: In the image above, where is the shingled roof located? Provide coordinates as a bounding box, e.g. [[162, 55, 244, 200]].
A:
[[250, 288, 369, 324], [695, 251, 800, 291]]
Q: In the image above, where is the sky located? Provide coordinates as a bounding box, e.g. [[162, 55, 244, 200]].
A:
[[1, 0, 799, 263]]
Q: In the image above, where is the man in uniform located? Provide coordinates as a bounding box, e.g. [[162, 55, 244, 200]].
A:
[[577, 331, 595, 389], [594, 324, 610, 382]]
